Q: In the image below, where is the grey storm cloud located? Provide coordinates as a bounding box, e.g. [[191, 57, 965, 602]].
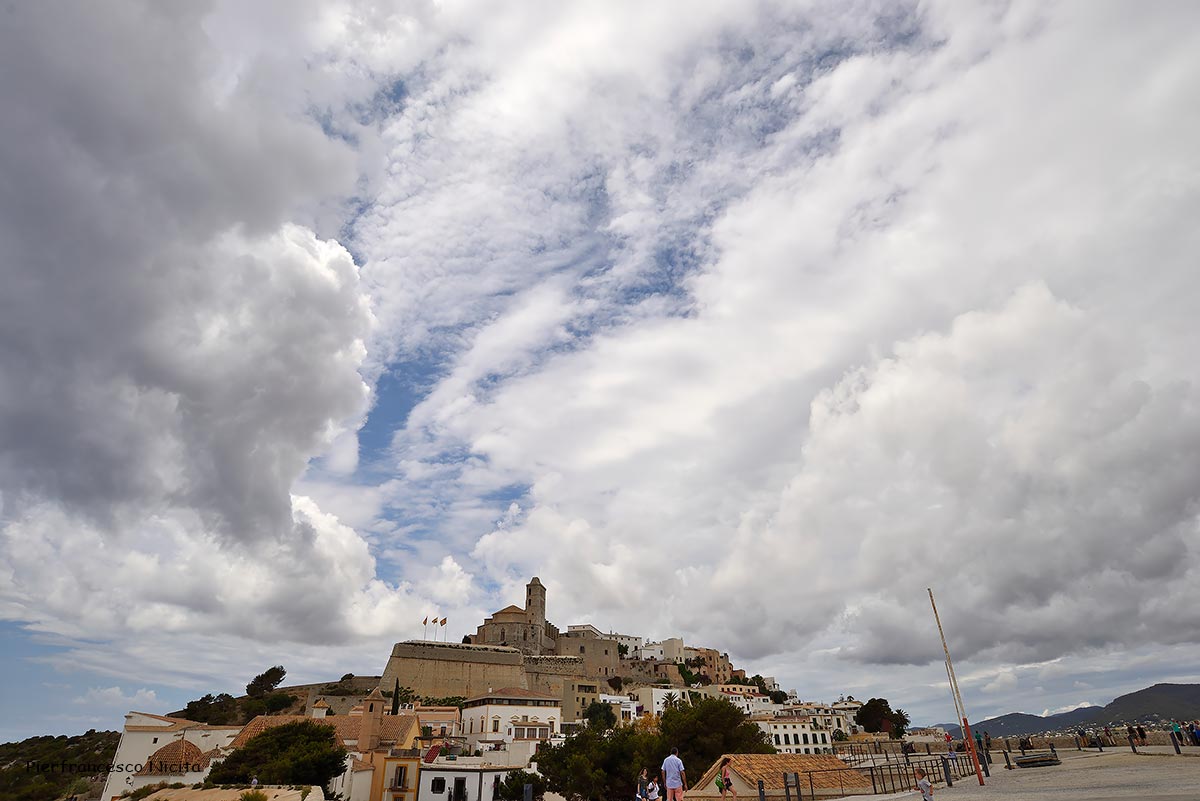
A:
[[0, 2, 423, 652]]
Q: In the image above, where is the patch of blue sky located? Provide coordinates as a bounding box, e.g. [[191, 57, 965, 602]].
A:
[[0, 623, 189, 739], [357, 356, 446, 467]]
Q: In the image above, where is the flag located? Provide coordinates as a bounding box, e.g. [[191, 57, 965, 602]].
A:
[[423, 617, 428, 626], [440, 617, 447, 626]]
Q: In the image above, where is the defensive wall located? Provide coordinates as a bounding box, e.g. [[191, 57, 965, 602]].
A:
[[381, 641, 527, 699]]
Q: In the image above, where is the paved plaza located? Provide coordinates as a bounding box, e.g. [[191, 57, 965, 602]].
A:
[[925, 749, 1198, 801]]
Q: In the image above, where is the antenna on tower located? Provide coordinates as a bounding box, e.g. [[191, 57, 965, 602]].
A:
[[929, 587, 985, 786]]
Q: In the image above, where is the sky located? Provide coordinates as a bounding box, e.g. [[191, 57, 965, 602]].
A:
[[1, 0, 1199, 743]]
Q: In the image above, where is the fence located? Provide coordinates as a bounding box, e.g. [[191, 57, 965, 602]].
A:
[[764, 754, 980, 800]]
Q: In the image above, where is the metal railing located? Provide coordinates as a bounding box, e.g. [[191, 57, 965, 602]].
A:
[[768, 754, 981, 799]]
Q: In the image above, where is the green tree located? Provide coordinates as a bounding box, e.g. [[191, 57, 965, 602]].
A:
[[832, 729, 848, 742], [495, 770, 548, 801], [659, 698, 774, 772], [537, 725, 664, 801], [607, 676, 624, 692], [181, 693, 241, 724], [618, 643, 629, 658], [854, 698, 910, 738], [661, 692, 680, 711], [206, 720, 347, 792], [246, 666, 288, 698], [583, 701, 617, 730], [264, 692, 296, 713]]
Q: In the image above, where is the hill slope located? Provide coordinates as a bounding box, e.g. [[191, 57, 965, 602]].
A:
[[0, 729, 119, 801], [935, 683, 1200, 737]]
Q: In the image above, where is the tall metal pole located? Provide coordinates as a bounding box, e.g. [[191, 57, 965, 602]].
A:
[[929, 588, 985, 786]]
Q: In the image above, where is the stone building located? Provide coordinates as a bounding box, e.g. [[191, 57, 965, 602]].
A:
[[469, 577, 559, 655]]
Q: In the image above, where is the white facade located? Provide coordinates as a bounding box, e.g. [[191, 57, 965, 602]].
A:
[[607, 631, 644, 653], [101, 712, 240, 801], [633, 686, 691, 716], [417, 763, 509, 801], [636, 642, 664, 661], [752, 715, 833, 754], [462, 690, 561, 759], [599, 693, 638, 721]]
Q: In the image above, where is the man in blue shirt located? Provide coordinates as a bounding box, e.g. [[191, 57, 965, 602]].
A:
[[661, 747, 687, 801]]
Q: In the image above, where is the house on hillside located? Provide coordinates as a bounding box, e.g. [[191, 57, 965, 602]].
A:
[[688, 754, 873, 800], [101, 712, 242, 801]]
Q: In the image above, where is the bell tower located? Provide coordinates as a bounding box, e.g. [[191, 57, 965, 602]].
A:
[[526, 577, 546, 629]]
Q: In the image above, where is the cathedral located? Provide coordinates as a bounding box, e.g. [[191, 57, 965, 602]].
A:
[[468, 577, 561, 655]]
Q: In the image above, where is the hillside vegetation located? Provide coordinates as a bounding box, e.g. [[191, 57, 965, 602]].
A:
[[0, 729, 119, 801]]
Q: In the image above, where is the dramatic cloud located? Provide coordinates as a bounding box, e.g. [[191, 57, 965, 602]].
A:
[[0, 1, 433, 690]]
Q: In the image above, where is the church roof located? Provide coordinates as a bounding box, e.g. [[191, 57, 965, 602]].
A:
[[135, 738, 216, 775], [493, 604, 525, 615]]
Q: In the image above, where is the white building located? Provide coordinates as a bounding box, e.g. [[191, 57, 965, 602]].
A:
[[637, 637, 684, 663], [461, 688, 561, 765], [416, 760, 510, 801], [101, 712, 241, 801], [599, 693, 638, 721], [751, 714, 833, 754], [607, 631, 644, 654], [633, 686, 691, 717]]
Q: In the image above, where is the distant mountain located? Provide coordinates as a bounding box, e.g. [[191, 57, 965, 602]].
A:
[[1103, 683, 1200, 722], [931, 683, 1200, 737]]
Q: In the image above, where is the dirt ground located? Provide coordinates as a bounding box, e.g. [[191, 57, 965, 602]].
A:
[[929, 749, 1199, 801]]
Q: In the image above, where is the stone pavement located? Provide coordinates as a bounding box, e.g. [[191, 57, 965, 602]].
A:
[[924, 750, 1198, 801]]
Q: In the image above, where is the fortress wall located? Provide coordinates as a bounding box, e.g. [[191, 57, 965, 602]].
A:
[[381, 641, 526, 699]]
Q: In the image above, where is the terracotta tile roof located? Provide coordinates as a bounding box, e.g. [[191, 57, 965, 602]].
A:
[[350, 758, 374, 772], [492, 605, 525, 615], [135, 738, 215, 775], [124, 712, 243, 733], [694, 754, 872, 793], [323, 713, 420, 746], [466, 687, 561, 703], [228, 716, 324, 749], [229, 713, 420, 750]]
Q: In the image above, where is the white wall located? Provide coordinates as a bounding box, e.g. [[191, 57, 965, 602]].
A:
[[101, 714, 239, 801], [417, 767, 507, 801]]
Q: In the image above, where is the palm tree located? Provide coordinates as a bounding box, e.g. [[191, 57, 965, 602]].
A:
[[662, 692, 680, 711]]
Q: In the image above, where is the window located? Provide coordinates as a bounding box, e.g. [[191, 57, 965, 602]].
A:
[[453, 777, 467, 801], [492, 719, 499, 732], [821, 733, 828, 744], [783, 734, 790, 745], [774, 734, 780, 745], [580, 645, 585, 654], [431, 778, 446, 793], [515, 727, 526, 739], [393, 766, 408, 788], [152, 738, 158, 744], [802, 733, 809, 744]]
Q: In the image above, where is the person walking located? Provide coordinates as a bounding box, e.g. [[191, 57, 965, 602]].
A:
[[716, 757, 737, 800], [983, 731, 991, 753], [646, 777, 660, 801], [638, 767, 650, 801], [1170, 721, 1184, 746], [661, 747, 687, 801], [974, 730, 983, 753], [1126, 724, 1136, 744], [1136, 725, 1147, 746], [913, 768, 933, 801]]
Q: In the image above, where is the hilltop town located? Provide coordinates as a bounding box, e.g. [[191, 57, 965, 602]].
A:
[[101, 577, 865, 801]]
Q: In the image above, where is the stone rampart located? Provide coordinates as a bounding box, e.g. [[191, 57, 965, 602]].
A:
[[381, 641, 527, 699]]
